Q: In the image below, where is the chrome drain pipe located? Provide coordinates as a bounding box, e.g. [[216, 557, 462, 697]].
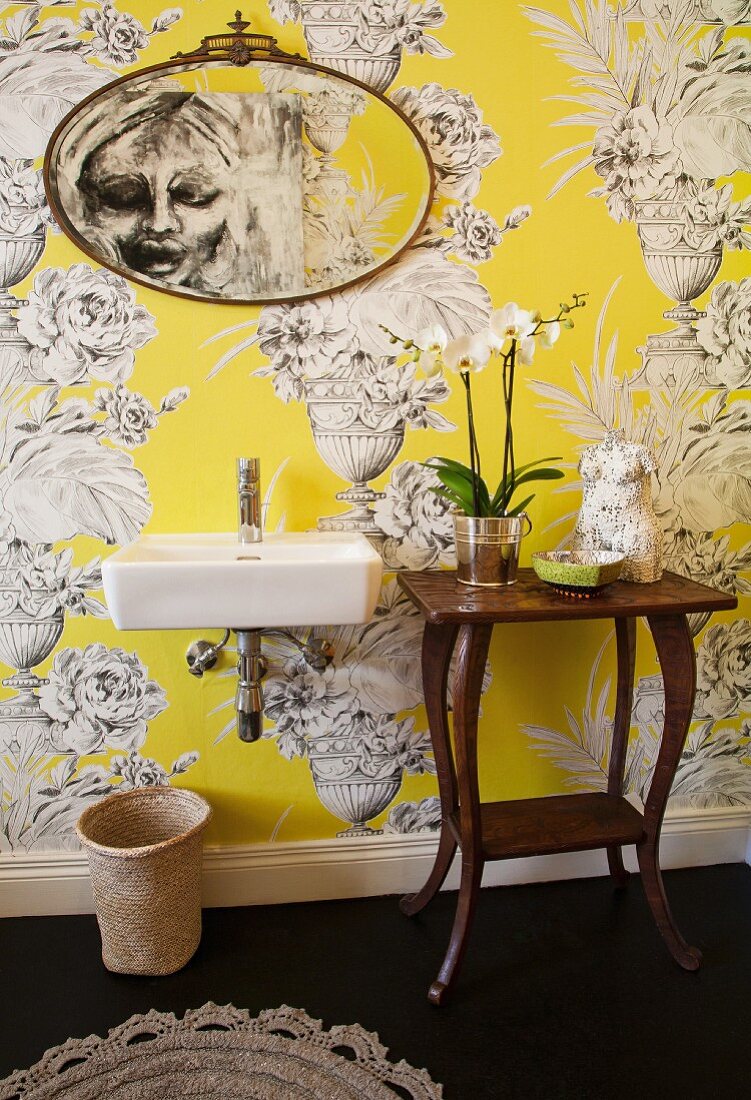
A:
[[186, 627, 333, 742], [235, 629, 266, 743]]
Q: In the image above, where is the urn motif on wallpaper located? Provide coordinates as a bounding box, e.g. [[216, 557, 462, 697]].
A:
[[0, 4, 199, 851], [526, 284, 751, 806], [208, 36, 507, 542], [270, 0, 453, 93], [215, 250, 506, 540], [0, 162, 54, 386], [258, 583, 439, 835], [525, 2, 751, 390]]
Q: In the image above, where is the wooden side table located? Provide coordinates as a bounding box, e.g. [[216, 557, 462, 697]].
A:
[[397, 569, 737, 1005]]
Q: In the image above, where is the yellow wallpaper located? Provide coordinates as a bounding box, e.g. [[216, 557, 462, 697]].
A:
[[1, 0, 749, 850]]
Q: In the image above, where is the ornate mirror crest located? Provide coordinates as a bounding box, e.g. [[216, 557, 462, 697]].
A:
[[44, 11, 436, 306]]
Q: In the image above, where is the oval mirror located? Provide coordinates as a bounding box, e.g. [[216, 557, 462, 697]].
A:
[[44, 16, 435, 306]]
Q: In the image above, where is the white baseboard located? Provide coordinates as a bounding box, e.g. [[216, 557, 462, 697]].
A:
[[1, 806, 750, 919]]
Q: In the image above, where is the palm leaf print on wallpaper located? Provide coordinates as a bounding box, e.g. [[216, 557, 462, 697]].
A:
[[0, 1, 748, 853]]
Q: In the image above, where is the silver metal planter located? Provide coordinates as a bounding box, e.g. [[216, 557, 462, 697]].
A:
[[453, 514, 532, 587]]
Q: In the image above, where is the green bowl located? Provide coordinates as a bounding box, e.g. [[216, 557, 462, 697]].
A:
[[531, 550, 624, 592]]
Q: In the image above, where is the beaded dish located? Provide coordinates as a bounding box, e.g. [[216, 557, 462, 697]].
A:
[[531, 550, 625, 597]]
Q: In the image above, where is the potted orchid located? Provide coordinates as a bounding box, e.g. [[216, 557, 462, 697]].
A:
[[384, 294, 587, 585]]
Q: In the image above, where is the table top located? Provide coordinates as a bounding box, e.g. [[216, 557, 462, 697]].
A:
[[397, 569, 737, 624]]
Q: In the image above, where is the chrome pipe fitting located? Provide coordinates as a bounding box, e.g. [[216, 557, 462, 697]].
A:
[[235, 629, 267, 743], [186, 629, 231, 677], [262, 630, 335, 672]]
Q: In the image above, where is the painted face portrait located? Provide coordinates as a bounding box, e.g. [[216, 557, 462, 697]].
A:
[[79, 119, 234, 287], [56, 89, 306, 299], [75, 93, 241, 293]]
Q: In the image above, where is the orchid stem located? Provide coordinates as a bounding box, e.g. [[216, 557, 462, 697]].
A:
[[461, 370, 481, 516], [507, 342, 516, 510], [501, 348, 511, 514]]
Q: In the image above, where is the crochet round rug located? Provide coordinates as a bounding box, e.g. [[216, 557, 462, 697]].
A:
[[1, 1003, 442, 1099]]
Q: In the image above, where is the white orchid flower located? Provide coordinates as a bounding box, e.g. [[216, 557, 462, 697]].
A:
[[415, 323, 449, 377], [518, 336, 537, 365], [443, 333, 492, 373], [484, 328, 505, 354], [415, 323, 448, 354], [489, 302, 538, 343], [539, 320, 561, 349]]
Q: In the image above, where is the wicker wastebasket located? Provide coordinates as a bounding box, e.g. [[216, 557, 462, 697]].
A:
[[76, 786, 212, 976]]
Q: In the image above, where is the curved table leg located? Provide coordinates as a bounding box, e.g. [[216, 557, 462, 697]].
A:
[[640, 614, 701, 970], [429, 622, 493, 1005], [607, 617, 636, 888], [401, 622, 459, 917], [429, 853, 484, 1005]]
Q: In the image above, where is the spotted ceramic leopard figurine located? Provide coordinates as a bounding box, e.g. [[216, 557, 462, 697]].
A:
[[572, 428, 664, 584]]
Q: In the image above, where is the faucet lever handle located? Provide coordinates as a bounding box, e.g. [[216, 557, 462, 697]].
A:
[[237, 457, 260, 484]]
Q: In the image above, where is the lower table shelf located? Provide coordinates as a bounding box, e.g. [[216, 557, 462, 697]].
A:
[[447, 792, 646, 860]]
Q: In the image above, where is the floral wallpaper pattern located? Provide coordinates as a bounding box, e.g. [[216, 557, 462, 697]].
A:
[[0, 2, 196, 851], [0, 1, 748, 853], [522, 0, 751, 807]]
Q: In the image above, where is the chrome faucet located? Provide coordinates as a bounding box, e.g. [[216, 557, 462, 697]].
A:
[[237, 457, 262, 544]]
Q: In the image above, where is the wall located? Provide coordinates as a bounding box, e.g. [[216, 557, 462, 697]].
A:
[[0, 0, 749, 866]]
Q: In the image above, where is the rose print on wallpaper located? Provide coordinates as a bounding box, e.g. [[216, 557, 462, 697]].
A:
[[384, 795, 441, 833], [209, 575, 490, 835], [694, 619, 751, 719], [201, 2, 509, 835], [17, 263, 158, 386], [208, 8, 504, 539], [212, 579, 436, 835], [373, 460, 456, 570], [696, 277, 751, 387], [0, 3, 197, 852], [525, 275, 751, 809], [209, 247, 499, 538], [40, 643, 168, 755], [389, 83, 502, 202], [524, 1, 751, 390]]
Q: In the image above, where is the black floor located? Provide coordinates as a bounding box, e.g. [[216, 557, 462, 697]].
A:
[[2, 864, 750, 1098]]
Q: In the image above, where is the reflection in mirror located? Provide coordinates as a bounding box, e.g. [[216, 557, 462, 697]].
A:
[[60, 90, 306, 297], [45, 44, 434, 305]]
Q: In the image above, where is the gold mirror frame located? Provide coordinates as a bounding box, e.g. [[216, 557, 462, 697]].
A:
[[44, 12, 437, 307]]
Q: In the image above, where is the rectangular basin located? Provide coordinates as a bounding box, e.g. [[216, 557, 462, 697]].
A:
[[102, 532, 383, 630]]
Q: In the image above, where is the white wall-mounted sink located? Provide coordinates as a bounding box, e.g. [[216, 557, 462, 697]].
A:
[[102, 532, 383, 630]]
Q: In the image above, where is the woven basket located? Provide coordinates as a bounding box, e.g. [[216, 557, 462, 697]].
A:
[[76, 787, 212, 976]]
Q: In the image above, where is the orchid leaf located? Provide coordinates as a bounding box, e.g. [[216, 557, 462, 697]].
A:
[[507, 494, 535, 517], [430, 486, 466, 511], [424, 457, 476, 479], [490, 458, 563, 512], [433, 469, 476, 514]]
